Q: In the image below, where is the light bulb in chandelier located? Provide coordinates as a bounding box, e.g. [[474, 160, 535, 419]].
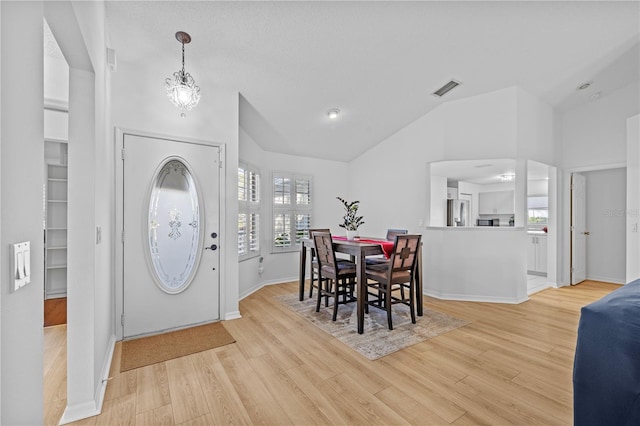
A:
[[165, 31, 200, 117]]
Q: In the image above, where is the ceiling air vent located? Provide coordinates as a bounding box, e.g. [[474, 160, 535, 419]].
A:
[[432, 79, 461, 97]]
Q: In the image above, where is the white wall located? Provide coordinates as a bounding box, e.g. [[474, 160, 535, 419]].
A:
[[442, 88, 518, 159], [516, 87, 557, 165], [628, 115, 639, 283], [44, 55, 69, 104], [559, 81, 640, 285], [562, 81, 639, 170], [424, 228, 527, 303], [0, 3, 3, 420], [528, 179, 548, 196], [1, 2, 45, 424], [349, 102, 446, 238], [42, 1, 117, 422], [428, 174, 447, 227], [584, 168, 627, 284], [238, 128, 349, 298], [349, 87, 545, 303]]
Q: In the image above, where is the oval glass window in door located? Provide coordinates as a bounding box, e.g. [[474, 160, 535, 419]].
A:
[[147, 158, 202, 294]]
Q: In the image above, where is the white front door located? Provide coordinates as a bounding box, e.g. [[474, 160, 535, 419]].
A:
[[571, 172, 587, 285], [123, 134, 220, 338]]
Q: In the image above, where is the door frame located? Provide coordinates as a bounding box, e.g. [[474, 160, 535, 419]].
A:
[[570, 172, 586, 285], [114, 128, 226, 340], [564, 162, 626, 287]]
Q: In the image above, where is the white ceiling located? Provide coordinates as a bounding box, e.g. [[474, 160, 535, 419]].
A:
[[104, 1, 640, 162]]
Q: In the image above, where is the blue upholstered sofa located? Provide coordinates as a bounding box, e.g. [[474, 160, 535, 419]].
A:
[[573, 279, 640, 426]]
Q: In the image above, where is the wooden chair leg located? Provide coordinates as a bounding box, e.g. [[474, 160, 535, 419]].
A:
[[332, 287, 339, 321], [315, 274, 324, 312], [324, 278, 331, 307], [365, 285, 369, 314], [386, 284, 393, 330], [409, 283, 416, 324]]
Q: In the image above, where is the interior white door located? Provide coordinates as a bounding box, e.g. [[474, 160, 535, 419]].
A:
[[123, 134, 220, 338], [571, 172, 587, 285]]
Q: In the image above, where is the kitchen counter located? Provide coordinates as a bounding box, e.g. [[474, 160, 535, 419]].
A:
[[428, 226, 524, 231]]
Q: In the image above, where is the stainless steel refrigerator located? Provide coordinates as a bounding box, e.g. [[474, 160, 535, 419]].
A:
[[447, 199, 469, 227]]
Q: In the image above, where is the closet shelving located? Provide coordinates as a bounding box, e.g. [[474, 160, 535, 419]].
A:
[[44, 141, 68, 299]]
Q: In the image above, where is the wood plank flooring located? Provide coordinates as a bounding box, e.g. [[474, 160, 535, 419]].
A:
[[44, 280, 620, 425], [44, 297, 67, 327]]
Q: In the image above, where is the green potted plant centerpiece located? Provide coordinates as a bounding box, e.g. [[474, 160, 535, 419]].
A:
[[337, 196, 365, 239]]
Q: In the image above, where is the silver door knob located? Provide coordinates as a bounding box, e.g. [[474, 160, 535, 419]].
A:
[[583, 231, 590, 236]]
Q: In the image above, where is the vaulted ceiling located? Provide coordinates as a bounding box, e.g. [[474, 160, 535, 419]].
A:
[[105, 1, 640, 162]]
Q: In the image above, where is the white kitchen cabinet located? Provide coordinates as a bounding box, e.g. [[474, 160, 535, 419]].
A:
[[478, 190, 514, 215], [527, 234, 547, 274]]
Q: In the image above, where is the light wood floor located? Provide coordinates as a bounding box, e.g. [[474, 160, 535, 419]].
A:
[[44, 280, 619, 425]]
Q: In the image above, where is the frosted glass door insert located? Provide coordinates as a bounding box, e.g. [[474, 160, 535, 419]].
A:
[[148, 158, 202, 293]]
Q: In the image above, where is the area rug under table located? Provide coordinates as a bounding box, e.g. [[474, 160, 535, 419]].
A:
[[120, 321, 236, 372], [275, 293, 469, 360]]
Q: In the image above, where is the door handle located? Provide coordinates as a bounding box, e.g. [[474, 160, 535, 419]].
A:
[[583, 231, 590, 236], [205, 244, 218, 251]]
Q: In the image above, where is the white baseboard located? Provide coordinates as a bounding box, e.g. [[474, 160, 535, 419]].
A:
[[59, 400, 99, 425], [95, 335, 116, 413], [45, 290, 67, 299], [239, 276, 299, 300], [424, 289, 528, 304], [586, 275, 625, 285], [59, 335, 116, 425], [224, 311, 242, 320]]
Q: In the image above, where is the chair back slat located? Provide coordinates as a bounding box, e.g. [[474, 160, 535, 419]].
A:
[[313, 232, 337, 270], [386, 228, 408, 241], [308, 228, 331, 238], [389, 234, 421, 277]]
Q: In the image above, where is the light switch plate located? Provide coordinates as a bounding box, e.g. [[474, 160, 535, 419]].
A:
[[11, 241, 31, 292]]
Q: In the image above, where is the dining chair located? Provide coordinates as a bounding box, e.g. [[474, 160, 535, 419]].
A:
[[365, 228, 409, 265], [364, 234, 422, 330], [313, 232, 358, 321], [386, 228, 409, 241], [308, 228, 331, 300]]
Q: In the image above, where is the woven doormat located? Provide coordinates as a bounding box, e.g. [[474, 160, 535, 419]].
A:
[[120, 322, 235, 372]]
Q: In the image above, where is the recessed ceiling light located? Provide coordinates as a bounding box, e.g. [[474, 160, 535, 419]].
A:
[[500, 173, 515, 182], [577, 81, 592, 91], [327, 108, 340, 119]]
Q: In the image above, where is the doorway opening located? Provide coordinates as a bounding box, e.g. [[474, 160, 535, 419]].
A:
[[571, 167, 627, 286], [43, 18, 70, 425], [526, 160, 553, 295]]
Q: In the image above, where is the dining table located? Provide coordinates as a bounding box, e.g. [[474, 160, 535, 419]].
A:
[[299, 235, 423, 334]]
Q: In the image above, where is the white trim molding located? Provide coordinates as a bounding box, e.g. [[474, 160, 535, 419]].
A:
[[59, 335, 115, 425]]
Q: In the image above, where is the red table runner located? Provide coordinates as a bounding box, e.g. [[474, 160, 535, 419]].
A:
[[333, 236, 395, 258]]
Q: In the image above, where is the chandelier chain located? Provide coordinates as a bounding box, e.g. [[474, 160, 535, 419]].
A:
[[181, 42, 185, 76]]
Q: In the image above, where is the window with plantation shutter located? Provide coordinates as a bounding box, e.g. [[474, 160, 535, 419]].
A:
[[238, 163, 260, 260], [272, 172, 312, 252]]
